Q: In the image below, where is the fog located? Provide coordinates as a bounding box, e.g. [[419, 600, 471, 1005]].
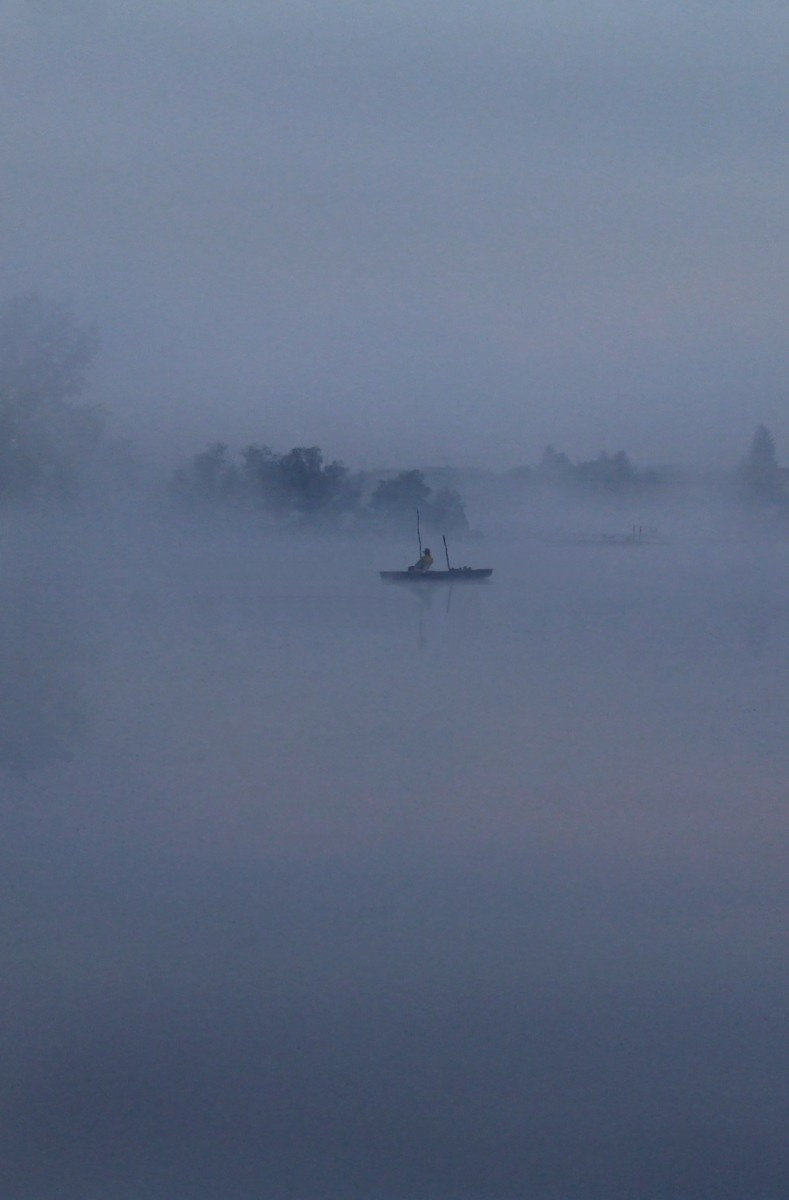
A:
[[4, 0, 789, 1193], [3, 504, 789, 1199], [4, 0, 789, 465]]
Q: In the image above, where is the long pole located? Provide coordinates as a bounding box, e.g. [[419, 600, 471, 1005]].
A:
[[416, 508, 423, 556], [442, 534, 451, 570]]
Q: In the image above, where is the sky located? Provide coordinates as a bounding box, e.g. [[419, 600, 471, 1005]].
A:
[[3, 0, 788, 468]]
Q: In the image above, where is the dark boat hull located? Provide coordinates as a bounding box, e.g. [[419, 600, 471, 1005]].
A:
[[380, 568, 492, 583]]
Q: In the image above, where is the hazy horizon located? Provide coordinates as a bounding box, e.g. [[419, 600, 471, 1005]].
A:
[[4, 3, 789, 1196], [3, 0, 789, 467]]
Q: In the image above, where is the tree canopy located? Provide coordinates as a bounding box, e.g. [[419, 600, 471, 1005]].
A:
[[0, 293, 103, 501], [532, 444, 663, 496], [172, 442, 362, 526], [171, 450, 470, 534]]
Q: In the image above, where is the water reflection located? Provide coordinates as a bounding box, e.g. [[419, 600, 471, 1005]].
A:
[[0, 591, 88, 776], [2, 522, 789, 1199]]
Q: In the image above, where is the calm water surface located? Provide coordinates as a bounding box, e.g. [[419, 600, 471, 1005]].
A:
[[2, 515, 789, 1199]]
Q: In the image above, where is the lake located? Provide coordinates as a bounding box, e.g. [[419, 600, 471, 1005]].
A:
[[2, 510, 788, 1199]]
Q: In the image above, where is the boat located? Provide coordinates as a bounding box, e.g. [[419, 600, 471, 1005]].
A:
[[381, 515, 492, 584], [380, 567, 492, 584]]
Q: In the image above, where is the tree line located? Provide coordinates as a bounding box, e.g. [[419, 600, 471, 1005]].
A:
[[1, 291, 787, 521], [170, 443, 470, 533], [0, 293, 102, 502], [525, 444, 665, 496]]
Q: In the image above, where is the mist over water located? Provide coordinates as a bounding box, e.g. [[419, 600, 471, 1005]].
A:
[[5, 0, 789, 1188], [3, 508, 789, 1199]]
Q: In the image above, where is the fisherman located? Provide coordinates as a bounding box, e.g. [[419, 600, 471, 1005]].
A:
[[410, 547, 434, 572]]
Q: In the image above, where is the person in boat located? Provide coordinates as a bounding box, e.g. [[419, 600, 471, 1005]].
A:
[[409, 547, 434, 572]]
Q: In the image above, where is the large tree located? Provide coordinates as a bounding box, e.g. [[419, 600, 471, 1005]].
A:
[[740, 425, 783, 505], [0, 293, 103, 500], [172, 442, 361, 525], [368, 469, 469, 534], [170, 441, 242, 505], [369, 469, 432, 522], [274, 446, 359, 520]]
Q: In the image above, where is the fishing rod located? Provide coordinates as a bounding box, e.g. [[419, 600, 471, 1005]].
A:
[[442, 534, 451, 570], [416, 508, 423, 556]]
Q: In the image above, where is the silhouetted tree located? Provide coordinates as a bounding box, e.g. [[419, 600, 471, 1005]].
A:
[[240, 443, 281, 508], [429, 486, 469, 534], [740, 425, 783, 505], [369, 469, 432, 523], [367, 469, 469, 534], [274, 446, 360, 522], [170, 442, 241, 505], [0, 292, 98, 402], [0, 293, 103, 501], [170, 446, 471, 532], [575, 450, 638, 493], [535, 445, 574, 484], [533, 443, 663, 496], [171, 441, 360, 525]]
